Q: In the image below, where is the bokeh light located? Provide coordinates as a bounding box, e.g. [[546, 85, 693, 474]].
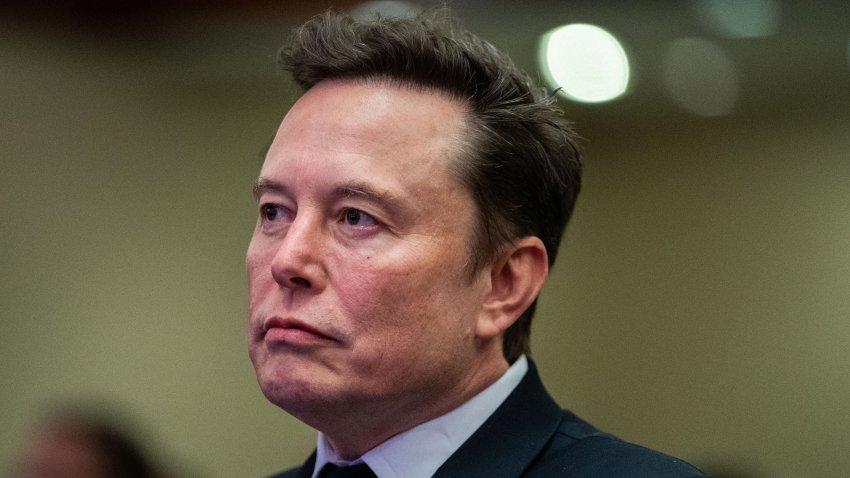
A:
[[539, 23, 630, 103], [691, 0, 781, 39], [663, 37, 740, 117]]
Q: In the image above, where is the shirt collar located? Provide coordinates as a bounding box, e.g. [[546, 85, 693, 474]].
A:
[[312, 355, 529, 478]]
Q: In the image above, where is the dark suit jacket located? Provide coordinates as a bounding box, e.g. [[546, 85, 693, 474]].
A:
[[269, 361, 705, 477]]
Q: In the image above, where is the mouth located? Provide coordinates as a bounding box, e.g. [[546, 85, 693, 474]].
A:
[[261, 317, 338, 346]]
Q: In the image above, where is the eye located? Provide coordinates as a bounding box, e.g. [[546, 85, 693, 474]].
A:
[[260, 204, 290, 222], [343, 208, 377, 227]]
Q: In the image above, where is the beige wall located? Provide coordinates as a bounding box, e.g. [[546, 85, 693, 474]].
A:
[[2, 7, 849, 478]]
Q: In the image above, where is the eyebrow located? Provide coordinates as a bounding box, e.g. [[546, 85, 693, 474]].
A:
[[334, 181, 397, 204], [252, 178, 286, 200], [338, 182, 414, 222], [252, 178, 409, 216]]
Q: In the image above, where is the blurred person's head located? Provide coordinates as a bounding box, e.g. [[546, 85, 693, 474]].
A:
[[14, 410, 158, 478]]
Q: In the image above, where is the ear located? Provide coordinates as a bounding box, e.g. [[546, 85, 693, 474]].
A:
[[476, 236, 549, 340]]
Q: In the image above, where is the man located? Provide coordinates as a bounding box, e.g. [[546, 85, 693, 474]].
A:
[[246, 9, 704, 478]]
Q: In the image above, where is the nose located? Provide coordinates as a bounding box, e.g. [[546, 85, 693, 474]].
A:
[[269, 214, 327, 292]]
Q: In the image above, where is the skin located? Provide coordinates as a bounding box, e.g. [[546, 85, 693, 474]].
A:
[[247, 79, 548, 459]]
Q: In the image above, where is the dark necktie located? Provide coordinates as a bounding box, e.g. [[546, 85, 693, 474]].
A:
[[318, 462, 378, 478]]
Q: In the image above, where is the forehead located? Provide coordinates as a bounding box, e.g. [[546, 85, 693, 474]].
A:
[[262, 80, 469, 187]]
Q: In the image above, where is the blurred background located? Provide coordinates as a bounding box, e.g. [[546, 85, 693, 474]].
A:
[[1, 0, 848, 477]]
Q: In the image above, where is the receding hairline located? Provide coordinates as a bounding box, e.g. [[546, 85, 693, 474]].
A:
[[302, 74, 473, 107], [294, 75, 478, 174]]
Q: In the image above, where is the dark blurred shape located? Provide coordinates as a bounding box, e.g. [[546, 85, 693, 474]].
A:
[[12, 406, 161, 478], [0, 0, 363, 42]]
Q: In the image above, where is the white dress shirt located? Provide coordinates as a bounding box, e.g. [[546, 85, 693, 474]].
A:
[[311, 355, 529, 478]]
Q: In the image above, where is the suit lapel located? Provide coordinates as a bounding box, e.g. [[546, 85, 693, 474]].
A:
[[297, 452, 317, 478], [432, 360, 562, 478], [278, 361, 562, 478]]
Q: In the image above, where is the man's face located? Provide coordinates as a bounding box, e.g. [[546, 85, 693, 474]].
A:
[[247, 80, 497, 428]]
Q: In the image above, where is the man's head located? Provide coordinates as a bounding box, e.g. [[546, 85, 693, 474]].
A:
[[246, 9, 581, 456], [277, 10, 582, 363]]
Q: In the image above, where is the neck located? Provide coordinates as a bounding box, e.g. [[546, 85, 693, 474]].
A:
[[320, 355, 510, 460]]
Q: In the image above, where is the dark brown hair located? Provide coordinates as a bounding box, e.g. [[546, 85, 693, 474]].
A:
[[278, 9, 582, 363]]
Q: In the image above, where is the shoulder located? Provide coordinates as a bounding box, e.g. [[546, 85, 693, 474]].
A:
[[523, 410, 706, 477]]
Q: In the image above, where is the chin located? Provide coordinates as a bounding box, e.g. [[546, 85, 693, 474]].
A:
[[256, 363, 326, 411], [261, 380, 347, 433]]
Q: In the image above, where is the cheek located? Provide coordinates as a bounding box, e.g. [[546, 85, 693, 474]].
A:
[[246, 241, 275, 309], [337, 261, 417, 329], [335, 255, 462, 339], [335, 264, 404, 320]]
